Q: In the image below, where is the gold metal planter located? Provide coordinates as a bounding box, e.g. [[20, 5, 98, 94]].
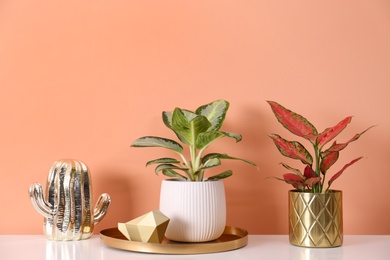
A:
[[289, 190, 343, 248]]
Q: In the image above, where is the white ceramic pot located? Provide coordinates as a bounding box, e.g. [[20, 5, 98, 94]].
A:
[[159, 179, 226, 242]]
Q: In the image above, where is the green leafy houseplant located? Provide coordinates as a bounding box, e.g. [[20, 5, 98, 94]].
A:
[[268, 101, 374, 193], [131, 99, 256, 181]]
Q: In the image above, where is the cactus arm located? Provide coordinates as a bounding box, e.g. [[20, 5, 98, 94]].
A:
[[93, 193, 111, 225], [29, 183, 56, 218]]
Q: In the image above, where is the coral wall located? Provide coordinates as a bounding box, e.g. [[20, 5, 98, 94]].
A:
[[1, 1, 389, 234]]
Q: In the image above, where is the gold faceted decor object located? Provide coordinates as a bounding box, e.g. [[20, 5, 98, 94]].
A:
[[289, 190, 343, 248], [118, 210, 170, 243]]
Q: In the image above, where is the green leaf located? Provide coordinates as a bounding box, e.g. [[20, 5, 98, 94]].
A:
[[131, 136, 183, 153], [202, 153, 257, 166], [162, 111, 173, 129], [154, 164, 188, 175], [195, 131, 224, 150], [269, 134, 313, 165], [162, 109, 198, 130], [207, 170, 233, 180], [221, 131, 242, 142], [171, 108, 211, 145], [161, 169, 187, 179], [267, 101, 318, 142], [199, 157, 221, 170], [145, 158, 181, 167], [195, 100, 229, 131], [163, 110, 196, 144], [196, 131, 242, 150], [193, 158, 221, 179]]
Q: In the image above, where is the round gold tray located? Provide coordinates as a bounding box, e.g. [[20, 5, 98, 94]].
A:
[[100, 226, 248, 254]]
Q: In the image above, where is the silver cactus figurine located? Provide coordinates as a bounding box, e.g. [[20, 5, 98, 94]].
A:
[[29, 159, 111, 240]]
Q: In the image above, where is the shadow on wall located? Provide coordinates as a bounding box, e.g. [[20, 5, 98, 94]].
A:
[[92, 170, 133, 234], [221, 103, 290, 234]]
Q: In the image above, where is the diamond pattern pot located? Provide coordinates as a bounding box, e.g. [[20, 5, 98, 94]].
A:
[[289, 190, 343, 248]]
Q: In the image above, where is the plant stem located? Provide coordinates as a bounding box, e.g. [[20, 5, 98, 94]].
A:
[[179, 154, 193, 180], [189, 144, 198, 181], [313, 143, 322, 193]]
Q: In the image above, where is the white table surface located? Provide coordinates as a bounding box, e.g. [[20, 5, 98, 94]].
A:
[[1, 235, 389, 260]]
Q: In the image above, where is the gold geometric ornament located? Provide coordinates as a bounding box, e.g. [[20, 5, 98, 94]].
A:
[[118, 210, 170, 243]]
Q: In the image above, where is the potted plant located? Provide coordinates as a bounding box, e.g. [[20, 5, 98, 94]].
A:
[[131, 99, 256, 242], [267, 101, 373, 248]]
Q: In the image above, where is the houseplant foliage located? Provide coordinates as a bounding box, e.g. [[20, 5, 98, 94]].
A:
[[131, 99, 256, 181], [268, 101, 374, 247], [267, 101, 373, 193]]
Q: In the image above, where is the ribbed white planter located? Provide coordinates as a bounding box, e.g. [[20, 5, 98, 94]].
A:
[[159, 179, 226, 242]]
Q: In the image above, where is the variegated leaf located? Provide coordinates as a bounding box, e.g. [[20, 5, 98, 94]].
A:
[[320, 151, 339, 174], [154, 164, 188, 175], [304, 177, 321, 187], [146, 158, 180, 167], [316, 116, 352, 148], [195, 131, 242, 150], [303, 165, 317, 178], [199, 157, 221, 170], [283, 173, 304, 183], [201, 153, 257, 166], [171, 108, 211, 145], [163, 109, 197, 129], [207, 170, 233, 180], [162, 110, 186, 143], [328, 156, 363, 187], [220, 131, 242, 142], [163, 110, 198, 144], [162, 169, 187, 179], [280, 163, 304, 178], [269, 134, 313, 165], [283, 173, 305, 190], [322, 125, 376, 154], [131, 136, 183, 153], [267, 101, 317, 142], [195, 131, 225, 150], [195, 100, 229, 131], [162, 111, 173, 129]]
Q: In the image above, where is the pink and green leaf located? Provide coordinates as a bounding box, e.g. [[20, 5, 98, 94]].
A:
[[316, 116, 352, 148], [270, 176, 302, 190], [280, 163, 304, 178], [303, 165, 317, 178], [323, 125, 376, 154], [270, 134, 313, 165], [328, 156, 363, 187], [283, 173, 305, 190], [320, 151, 339, 174], [267, 101, 317, 142], [305, 177, 321, 187]]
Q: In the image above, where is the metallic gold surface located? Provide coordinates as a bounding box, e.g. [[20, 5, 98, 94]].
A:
[[100, 226, 248, 254], [289, 190, 343, 248], [118, 210, 169, 243]]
